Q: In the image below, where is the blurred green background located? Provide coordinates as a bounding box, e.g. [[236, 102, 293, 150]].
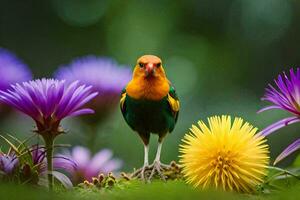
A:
[[1, 0, 300, 171]]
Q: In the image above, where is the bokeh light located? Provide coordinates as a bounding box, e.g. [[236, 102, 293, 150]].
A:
[[52, 0, 109, 27], [228, 0, 292, 45]]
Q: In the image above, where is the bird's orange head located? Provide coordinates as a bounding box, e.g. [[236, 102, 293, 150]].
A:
[[126, 55, 170, 100], [133, 55, 166, 79]]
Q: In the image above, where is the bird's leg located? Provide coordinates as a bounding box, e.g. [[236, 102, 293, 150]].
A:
[[131, 132, 150, 180], [131, 144, 149, 181], [141, 144, 149, 180], [149, 141, 167, 181]]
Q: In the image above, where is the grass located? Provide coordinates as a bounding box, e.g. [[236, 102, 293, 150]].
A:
[[1, 180, 300, 200]]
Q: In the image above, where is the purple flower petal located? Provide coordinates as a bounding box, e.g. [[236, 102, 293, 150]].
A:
[[0, 154, 18, 174], [88, 149, 113, 172], [57, 146, 122, 184], [68, 92, 99, 114], [68, 108, 95, 117], [101, 159, 123, 173], [31, 145, 46, 165], [55, 56, 131, 93], [53, 155, 77, 174], [59, 87, 97, 119], [0, 48, 32, 91], [274, 138, 300, 165], [257, 105, 282, 113], [54, 56, 132, 113], [258, 116, 300, 137], [71, 146, 91, 168]]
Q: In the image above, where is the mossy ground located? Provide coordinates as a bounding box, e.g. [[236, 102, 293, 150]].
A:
[[1, 180, 300, 200]]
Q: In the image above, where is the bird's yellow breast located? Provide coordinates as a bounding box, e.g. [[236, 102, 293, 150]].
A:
[[126, 77, 170, 101]]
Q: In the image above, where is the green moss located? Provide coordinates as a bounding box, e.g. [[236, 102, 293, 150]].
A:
[[1, 180, 300, 200]]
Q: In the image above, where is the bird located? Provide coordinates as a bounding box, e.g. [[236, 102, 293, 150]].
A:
[[120, 55, 180, 180]]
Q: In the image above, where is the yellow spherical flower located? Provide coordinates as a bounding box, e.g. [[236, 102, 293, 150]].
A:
[[179, 115, 269, 193]]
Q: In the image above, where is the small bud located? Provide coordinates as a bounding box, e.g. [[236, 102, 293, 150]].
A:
[[92, 177, 99, 185], [22, 163, 31, 178], [107, 179, 115, 187], [121, 172, 130, 181], [170, 160, 177, 167], [98, 173, 105, 183], [108, 172, 116, 180], [83, 180, 91, 186]]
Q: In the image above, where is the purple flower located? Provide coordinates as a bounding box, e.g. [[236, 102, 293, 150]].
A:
[[58, 146, 122, 184], [0, 153, 18, 175], [0, 78, 98, 189], [0, 146, 76, 182], [30, 145, 77, 175], [0, 78, 98, 135], [54, 56, 131, 122], [0, 48, 32, 91], [259, 68, 300, 164]]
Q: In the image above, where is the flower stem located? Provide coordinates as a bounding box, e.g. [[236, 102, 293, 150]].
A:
[[267, 166, 300, 180], [44, 135, 55, 190]]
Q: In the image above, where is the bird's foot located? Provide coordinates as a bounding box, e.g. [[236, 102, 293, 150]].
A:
[[130, 161, 182, 182], [148, 160, 169, 181], [131, 165, 149, 181]]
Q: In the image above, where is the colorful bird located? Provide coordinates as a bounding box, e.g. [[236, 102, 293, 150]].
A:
[[120, 55, 180, 180]]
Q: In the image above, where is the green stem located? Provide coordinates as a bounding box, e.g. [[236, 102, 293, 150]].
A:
[[268, 166, 300, 180], [44, 135, 55, 190]]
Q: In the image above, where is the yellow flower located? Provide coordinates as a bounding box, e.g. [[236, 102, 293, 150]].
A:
[[179, 115, 269, 193]]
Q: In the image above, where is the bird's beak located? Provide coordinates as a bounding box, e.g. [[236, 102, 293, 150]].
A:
[[145, 63, 155, 77]]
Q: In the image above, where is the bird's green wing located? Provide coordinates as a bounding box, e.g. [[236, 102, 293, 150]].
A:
[[167, 85, 180, 123], [120, 87, 127, 117]]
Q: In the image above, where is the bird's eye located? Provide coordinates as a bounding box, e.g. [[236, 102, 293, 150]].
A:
[[156, 63, 161, 68], [139, 62, 145, 68]]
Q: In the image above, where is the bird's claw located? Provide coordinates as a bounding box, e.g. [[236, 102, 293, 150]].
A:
[[131, 162, 172, 181], [131, 165, 149, 181], [148, 161, 168, 181]]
